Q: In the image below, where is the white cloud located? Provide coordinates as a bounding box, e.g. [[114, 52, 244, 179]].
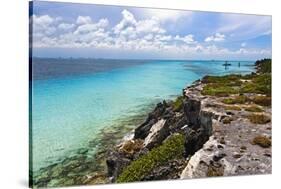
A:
[[76, 16, 92, 25], [33, 15, 54, 26], [58, 23, 75, 30], [140, 9, 192, 22], [32, 11, 271, 59], [32, 15, 57, 37], [136, 17, 166, 35], [205, 33, 225, 42], [174, 34, 197, 44], [241, 42, 247, 47], [113, 9, 137, 34], [74, 19, 108, 35]]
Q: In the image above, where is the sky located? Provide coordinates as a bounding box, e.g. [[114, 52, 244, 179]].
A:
[[30, 1, 272, 60]]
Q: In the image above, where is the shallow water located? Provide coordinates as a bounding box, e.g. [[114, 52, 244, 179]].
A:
[[30, 59, 255, 172]]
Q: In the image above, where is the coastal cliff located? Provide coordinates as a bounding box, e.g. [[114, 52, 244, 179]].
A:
[[106, 58, 272, 182]]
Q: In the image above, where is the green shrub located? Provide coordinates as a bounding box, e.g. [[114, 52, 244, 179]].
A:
[[222, 95, 249, 104], [255, 59, 271, 74], [173, 96, 184, 111], [202, 84, 238, 97], [241, 74, 271, 95], [202, 74, 242, 86], [117, 133, 185, 183]]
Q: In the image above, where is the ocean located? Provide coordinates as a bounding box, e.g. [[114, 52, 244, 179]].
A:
[[30, 58, 255, 172]]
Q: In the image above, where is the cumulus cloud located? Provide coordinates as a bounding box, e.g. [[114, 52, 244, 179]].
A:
[[58, 23, 75, 30], [31, 10, 271, 58], [74, 19, 108, 35], [205, 33, 225, 42], [76, 16, 92, 25], [174, 34, 197, 44]]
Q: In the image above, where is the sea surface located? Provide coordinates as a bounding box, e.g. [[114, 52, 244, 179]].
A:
[[30, 58, 255, 172]]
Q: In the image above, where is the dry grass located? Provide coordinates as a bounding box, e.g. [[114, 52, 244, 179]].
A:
[[222, 95, 249, 104], [207, 165, 224, 177], [119, 139, 144, 155], [252, 135, 271, 148], [222, 117, 233, 124], [244, 105, 263, 112], [247, 113, 271, 124], [224, 105, 241, 111], [252, 96, 271, 106]]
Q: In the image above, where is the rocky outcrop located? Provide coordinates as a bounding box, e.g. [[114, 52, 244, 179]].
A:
[[143, 119, 169, 149], [184, 98, 201, 128], [134, 102, 168, 139], [106, 60, 272, 182], [106, 94, 214, 182], [180, 136, 235, 179]]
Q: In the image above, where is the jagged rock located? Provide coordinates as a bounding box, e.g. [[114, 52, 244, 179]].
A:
[[168, 114, 187, 133], [199, 110, 213, 137], [184, 98, 201, 128], [184, 127, 210, 157], [142, 159, 186, 181], [144, 119, 170, 149], [134, 102, 167, 139], [183, 99, 213, 157], [180, 136, 235, 179], [106, 151, 131, 182]]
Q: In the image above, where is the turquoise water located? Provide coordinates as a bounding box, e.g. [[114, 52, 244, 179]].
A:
[[31, 60, 255, 171]]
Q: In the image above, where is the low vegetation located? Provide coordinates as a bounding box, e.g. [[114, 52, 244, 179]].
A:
[[252, 135, 271, 148], [222, 117, 233, 124], [201, 84, 238, 97], [255, 58, 271, 74], [117, 133, 185, 183], [223, 105, 241, 111], [119, 139, 144, 155], [222, 95, 249, 104], [244, 105, 263, 112], [201, 59, 271, 98], [252, 96, 271, 106], [240, 74, 271, 95], [172, 96, 185, 112], [247, 113, 271, 124], [206, 165, 224, 177], [202, 74, 243, 86]]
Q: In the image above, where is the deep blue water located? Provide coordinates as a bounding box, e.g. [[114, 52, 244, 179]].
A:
[[30, 58, 255, 171]]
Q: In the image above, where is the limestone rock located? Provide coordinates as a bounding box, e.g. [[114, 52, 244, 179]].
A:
[[184, 98, 201, 128], [143, 119, 169, 149]]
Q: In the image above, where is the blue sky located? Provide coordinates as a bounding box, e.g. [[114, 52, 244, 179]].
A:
[[31, 1, 272, 60]]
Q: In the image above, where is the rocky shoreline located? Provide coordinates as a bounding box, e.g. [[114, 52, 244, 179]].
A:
[[106, 58, 272, 183], [32, 59, 272, 188]]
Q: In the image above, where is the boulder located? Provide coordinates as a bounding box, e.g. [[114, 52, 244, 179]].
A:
[[143, 119, 170, 149], [106, 151, 131, 182]]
